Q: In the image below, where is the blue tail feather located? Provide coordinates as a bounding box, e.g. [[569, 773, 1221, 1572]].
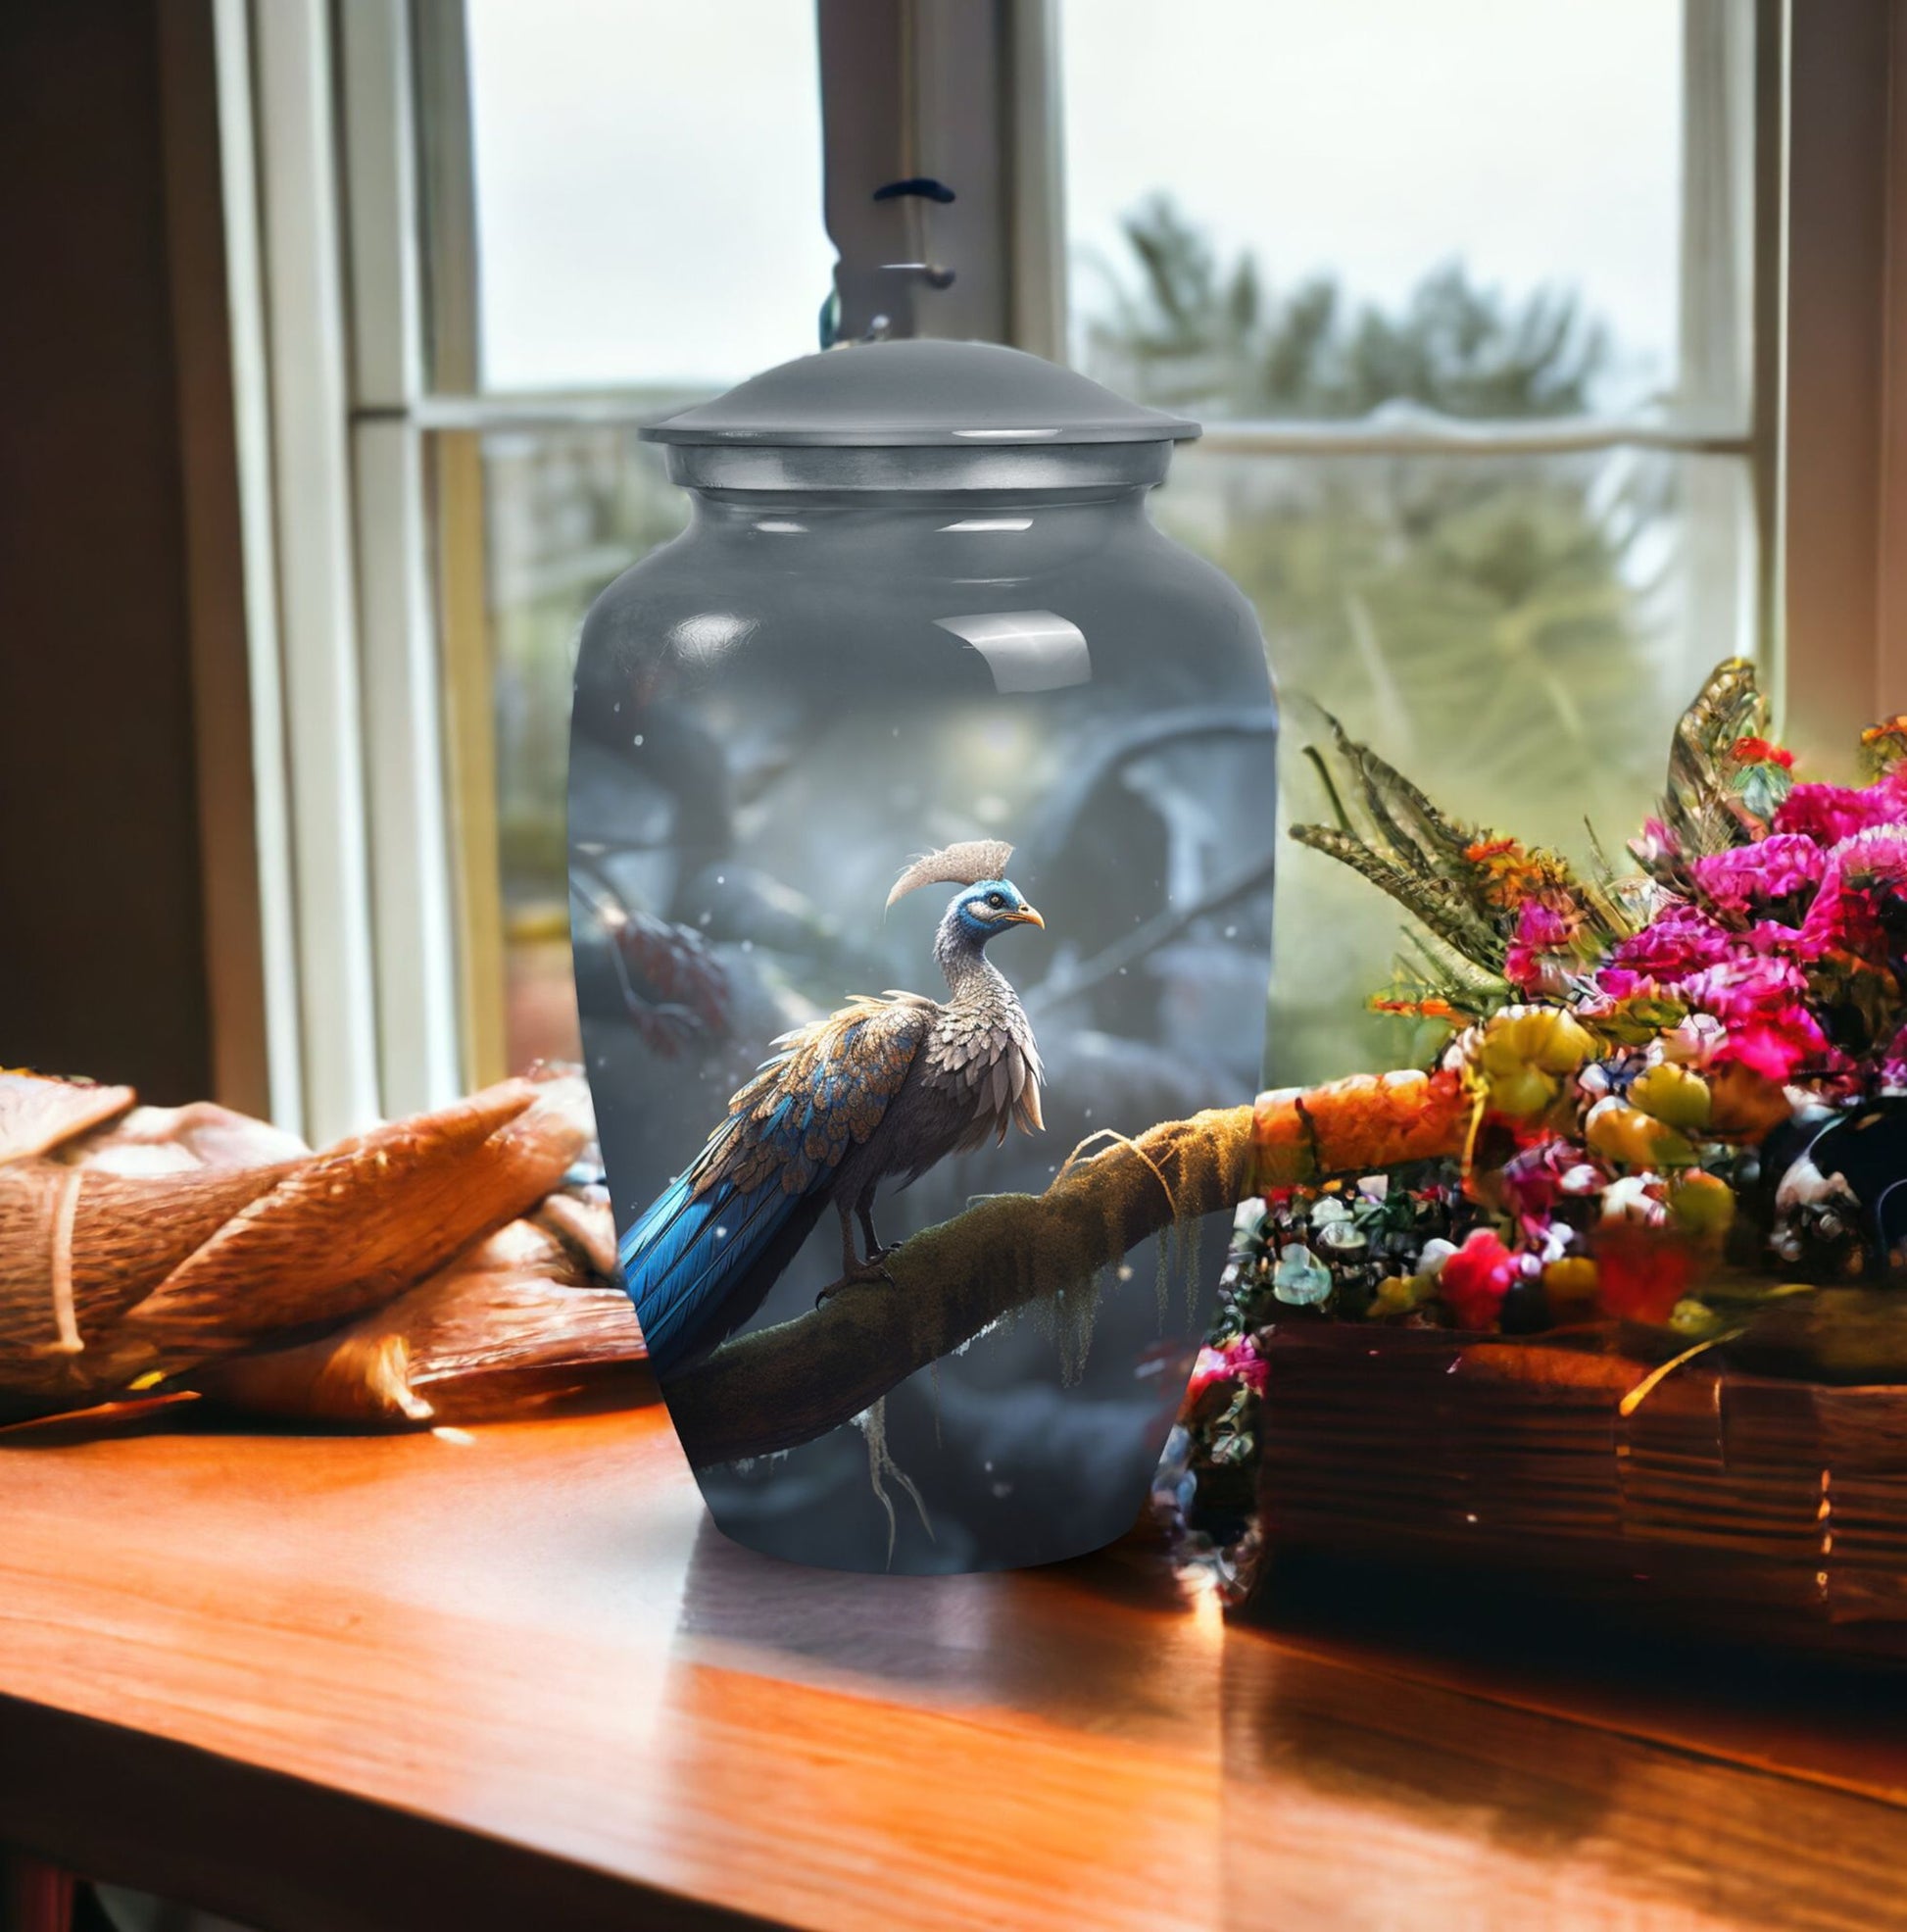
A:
[[618, 1171, 812, 1374]]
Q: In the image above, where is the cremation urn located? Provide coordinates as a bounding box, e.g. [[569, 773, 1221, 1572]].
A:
[[569, 338, 1277, 1571]]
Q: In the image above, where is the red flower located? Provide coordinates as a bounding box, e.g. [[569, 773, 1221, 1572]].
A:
[[1730, 735, 1793, 769], [1593, 1225, 1695, 1322], [1440, 1228, 1519, 1331], [1797, 826, 1907, 965]]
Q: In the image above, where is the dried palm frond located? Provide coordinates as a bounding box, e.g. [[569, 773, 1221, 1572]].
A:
[[1291, 823, 1506, 966], [1290, 682, 1714, 999], [1325, 719, 1480, 888], [1662, 656, 1765, 858], [1292, 710, 1609, 983]]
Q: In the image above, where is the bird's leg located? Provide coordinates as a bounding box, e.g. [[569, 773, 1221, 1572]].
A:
[[856, 1188, 893, 1264], [816, 1200, 895, 1307]]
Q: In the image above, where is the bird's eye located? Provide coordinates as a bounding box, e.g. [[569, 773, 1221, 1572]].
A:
[[986, 892, 1005, 908]]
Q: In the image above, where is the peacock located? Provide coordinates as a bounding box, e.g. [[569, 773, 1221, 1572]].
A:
[[617, 840, 1047, 1373]]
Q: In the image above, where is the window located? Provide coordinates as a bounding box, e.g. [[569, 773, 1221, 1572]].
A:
[[1057, 0, 1763, 1082], [421, 0, 834, 1079], [229, 0, 1880, 1139]]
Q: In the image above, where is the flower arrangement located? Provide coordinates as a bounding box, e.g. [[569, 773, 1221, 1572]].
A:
[[1167, 662, 1907, 1589]]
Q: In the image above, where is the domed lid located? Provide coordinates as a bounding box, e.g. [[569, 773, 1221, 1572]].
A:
[[641, 339, 1198, 449]]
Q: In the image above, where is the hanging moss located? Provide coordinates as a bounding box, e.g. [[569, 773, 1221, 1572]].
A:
[[852, 1395, 932, 1565]]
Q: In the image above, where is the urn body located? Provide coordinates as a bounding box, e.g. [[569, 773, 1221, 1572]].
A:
[[569, 341, 1277, 1572]]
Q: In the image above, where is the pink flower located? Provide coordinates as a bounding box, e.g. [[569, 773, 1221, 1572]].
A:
[[1674, 956, 1829, 1079], [1795, 827, 1907, 962], [1629, 817, 1682, 868], [1725, 1013, 1827, 1081], [1441, 1228, 1519, 1331], [1688, 835, 1825, 916], [1678, 953, 1806, 1017], [1188, 1334, 1268, 1402], [1503, 901, 1577, 991], [1500, 1138, 1602, 1221], [1604, 907, 1735, 986], [1883, 1022, 1907, 1091], [1773, 774, 1907, 845]]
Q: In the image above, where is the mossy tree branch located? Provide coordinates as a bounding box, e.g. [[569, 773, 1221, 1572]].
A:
[[666, 1068, 1475, 1469], [665, 1107, 1257, 1469]]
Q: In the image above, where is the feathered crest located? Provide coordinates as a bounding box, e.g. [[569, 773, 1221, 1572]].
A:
[[886, 839, 1016, 910]]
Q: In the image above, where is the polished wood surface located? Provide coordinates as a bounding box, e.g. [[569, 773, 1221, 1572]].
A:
[[3, 1405, 1907, 1930]]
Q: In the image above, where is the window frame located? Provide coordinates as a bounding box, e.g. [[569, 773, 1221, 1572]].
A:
[[194, 0, 1902, 1136]]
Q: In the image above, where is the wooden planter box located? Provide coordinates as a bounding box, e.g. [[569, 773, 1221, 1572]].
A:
[[1253, 1325, 1907, 1663]]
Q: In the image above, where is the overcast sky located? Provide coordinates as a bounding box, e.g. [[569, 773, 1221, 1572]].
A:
[[466, 0, 1684, 402]]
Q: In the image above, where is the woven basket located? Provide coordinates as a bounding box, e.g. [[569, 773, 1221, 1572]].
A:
[[1253, 1324, 1907, 1662]]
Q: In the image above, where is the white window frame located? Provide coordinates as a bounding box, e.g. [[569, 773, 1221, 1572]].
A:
[[189, 0, 1906, 1140]]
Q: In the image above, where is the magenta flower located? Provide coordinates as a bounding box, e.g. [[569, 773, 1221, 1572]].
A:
[[1603, 907, 1735, 988], [1883, 1022, 1907, 1090], [1674, 955, 1829, 1079], [1189, 1333, 1269, 1401], [1725, 1011, 1829, 1081], [1688, 834, 1826, 916], [1796, 825, 1907, 961], [1503, 900, 1578, 991], [1774, 773, 1907, 846], [1501, 1136, 1604, 1221], [1679, 953, 1808, 1017], [1629, 817, 1682, 868]]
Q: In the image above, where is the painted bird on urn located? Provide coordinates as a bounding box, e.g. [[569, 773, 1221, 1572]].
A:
[[618, 840, 1047, 1372]]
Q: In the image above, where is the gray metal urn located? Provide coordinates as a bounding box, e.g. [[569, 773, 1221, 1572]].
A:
[[568, 338, 1277, 1572]]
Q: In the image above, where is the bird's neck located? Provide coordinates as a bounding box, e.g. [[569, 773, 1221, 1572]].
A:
[[935, 925, 1012, 1006]]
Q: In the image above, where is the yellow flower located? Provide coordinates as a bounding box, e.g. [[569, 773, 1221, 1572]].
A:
[[1629, 1063, 1712, 1133], [1542, 1256, 1600, 1304], [1373, 1274, 1430, 1314], [1669, 1297, 1724, 1338], [1586, 1097, 1694, 1169], [1861, 716, 1907, 775], [1668, 1168, 1735, 1242], [1474, 1009, 1597, 1118], [1497, 1009, 1596, 1075]]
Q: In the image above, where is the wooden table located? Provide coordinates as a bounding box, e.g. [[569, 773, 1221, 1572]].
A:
[[4, 1404, 1907, 1931]]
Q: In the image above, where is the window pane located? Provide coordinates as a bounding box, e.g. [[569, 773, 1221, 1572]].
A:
[[1149, 446, 1758, 1083], [463, 0, 833, 391], [1058, 0, 1743, 421], [1060, 0, 1761, 1086], [461, 425, 689, 1070]]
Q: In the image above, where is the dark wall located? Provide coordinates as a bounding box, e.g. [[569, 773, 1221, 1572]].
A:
[[0, 1, 213, 1101]]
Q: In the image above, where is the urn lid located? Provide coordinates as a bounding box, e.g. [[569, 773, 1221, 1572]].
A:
[[641, 339, 1199, 450]]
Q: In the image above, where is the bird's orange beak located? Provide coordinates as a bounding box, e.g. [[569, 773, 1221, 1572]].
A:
[[1008, 904, 1045, 928]]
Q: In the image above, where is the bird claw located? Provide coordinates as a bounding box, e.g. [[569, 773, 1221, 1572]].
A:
[[815, 1257, 896, 1309]]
